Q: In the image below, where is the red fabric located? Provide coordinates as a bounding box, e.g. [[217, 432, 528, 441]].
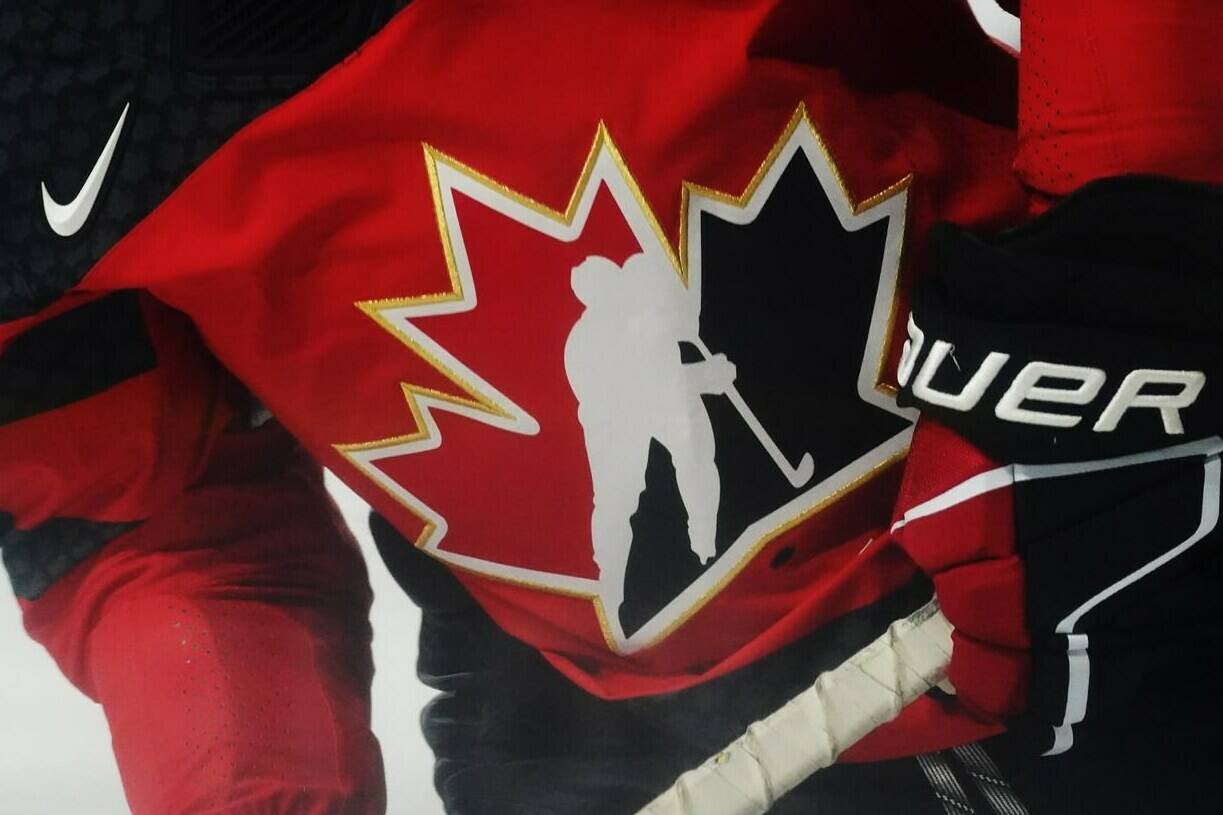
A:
[[1016, 0, 1223, 207], [843, 418, 1027, 759], [1, 297, 231, 532], [848, 415, 1034, 759], [891, 418, 1029, 717], [2, 287, 385, 809], [20, 425, 385, 815]]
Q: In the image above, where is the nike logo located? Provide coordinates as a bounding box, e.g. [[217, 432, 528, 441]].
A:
[[41, 102, 130, 237]]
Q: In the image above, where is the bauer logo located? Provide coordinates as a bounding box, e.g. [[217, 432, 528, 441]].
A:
[[900, 314, 1208, 436]]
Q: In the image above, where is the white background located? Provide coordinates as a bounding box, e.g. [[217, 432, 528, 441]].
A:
[[0, 474, 446, 815]]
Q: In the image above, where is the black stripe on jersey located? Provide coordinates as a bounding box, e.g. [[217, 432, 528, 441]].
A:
[[0, 291, 154, 425], [0, 510, 138, 600], [0, 0, 413, 323]]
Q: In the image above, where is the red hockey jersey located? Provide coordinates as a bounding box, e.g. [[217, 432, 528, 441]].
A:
[[1, 0, 1028, 701]]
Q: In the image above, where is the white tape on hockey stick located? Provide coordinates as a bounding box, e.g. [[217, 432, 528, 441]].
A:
[[638, 600, 954, 815]]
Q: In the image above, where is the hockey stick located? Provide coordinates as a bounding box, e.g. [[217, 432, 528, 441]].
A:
[[690, 338, 816, 489], [637, 599, 953, 815]]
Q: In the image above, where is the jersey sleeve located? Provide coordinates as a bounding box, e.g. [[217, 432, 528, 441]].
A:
[[1014, 0, 1223, 205], [0, 293, 385, 814], [0, 4, 419, 810]]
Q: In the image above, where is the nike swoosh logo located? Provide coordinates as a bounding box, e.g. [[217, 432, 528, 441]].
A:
[[41, 102, 131, 238]]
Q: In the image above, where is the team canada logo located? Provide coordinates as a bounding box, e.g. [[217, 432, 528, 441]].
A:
[[565, 252, 737, 614], [338, 105, 917, 653]]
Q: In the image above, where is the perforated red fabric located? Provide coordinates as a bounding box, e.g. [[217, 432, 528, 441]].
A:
[[19, 426, 386, 815], [1016, 0, 1223, 209]]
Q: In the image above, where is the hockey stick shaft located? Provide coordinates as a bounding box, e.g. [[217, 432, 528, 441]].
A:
[[637, 600, 953, 815], [690, 338, 815, 488]]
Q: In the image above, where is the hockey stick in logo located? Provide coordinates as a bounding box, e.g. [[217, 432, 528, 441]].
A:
[[690, 337, 816, 489]]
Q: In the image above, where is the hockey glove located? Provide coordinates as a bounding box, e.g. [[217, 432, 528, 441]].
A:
[[892, 175, 1223, 755]]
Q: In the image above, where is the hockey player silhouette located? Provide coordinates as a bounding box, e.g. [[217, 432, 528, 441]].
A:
[[564, 252, 736, 615]]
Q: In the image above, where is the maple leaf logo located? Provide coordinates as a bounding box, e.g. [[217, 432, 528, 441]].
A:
[[335, 104, 913, 653]]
